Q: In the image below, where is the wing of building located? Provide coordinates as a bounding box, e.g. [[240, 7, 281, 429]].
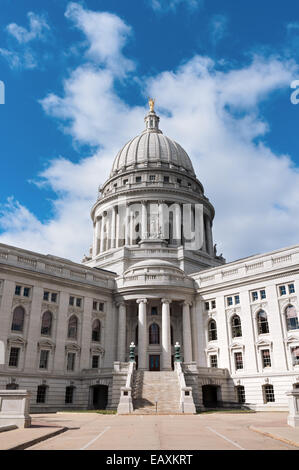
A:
[[0, 103, 299, 413]]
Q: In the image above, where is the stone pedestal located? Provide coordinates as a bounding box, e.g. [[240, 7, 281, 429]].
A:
[[286, 390, 299, 427], [0, 390, 31, 428]]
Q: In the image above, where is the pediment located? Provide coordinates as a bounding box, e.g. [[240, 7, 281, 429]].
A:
[[38, 339, 55, 350], [7, 336, 26, 346], [229, 342, 244, 350], [256, 338, 272, 347], [65, 343, 81, 352], [285, 335, 299, 344]]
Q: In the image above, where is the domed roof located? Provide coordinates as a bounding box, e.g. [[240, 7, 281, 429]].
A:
[[124, 259, 186, 277], [110, 104, 195, 177]]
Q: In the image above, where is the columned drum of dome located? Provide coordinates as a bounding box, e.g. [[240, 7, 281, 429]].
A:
[[84, 101, 225, 275]]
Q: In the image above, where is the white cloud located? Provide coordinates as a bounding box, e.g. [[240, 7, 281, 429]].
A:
[[149, 0, 202, 12], [210, 14, 228, 45], [6, 12, 50, 44], [65, 2, 134, 76], [0, 4, 299, 265], [0, 11, 50, 70]]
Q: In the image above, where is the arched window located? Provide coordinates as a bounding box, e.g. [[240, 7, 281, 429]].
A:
[[208, 320, 217, 341], [41, 311, 52, 336], [231, 315, 242, 338], [257, 310, 269, 334], [11, 306, 25, 332], [149, 323, 160, 344], [92, 319, 101, 342], [285, 305, 299, 331], [68, 315, 78, 339]]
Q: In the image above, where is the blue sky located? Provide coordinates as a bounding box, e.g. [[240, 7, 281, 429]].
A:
[[1, 0, 299, 262]]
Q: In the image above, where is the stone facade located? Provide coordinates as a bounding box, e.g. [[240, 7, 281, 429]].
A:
[[0, 104, 298, 412]]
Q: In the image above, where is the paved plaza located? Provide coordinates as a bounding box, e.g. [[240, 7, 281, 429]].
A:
[[0, 411, 298, 450]]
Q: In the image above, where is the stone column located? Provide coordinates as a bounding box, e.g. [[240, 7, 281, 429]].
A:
[[136, 299, 147, 370], [161, 298, 172, 370], [106, 211, 111, 251], [206, 217, 213, 255], [182, 301, 193, 363], [117, 302, 126, 362], [125, 205, 130, 246], [111, 206, 116, 249], [116, 207, 120, 248], [100, 213, 105, 253], [174, 203, 181, 245], [141, 201, 147, 239], [130, 207, 135, 244]]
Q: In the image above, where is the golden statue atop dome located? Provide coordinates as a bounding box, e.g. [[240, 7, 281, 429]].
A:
[[148, 98, 155, 112]]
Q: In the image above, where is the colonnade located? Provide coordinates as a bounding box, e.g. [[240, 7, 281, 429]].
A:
[[116, 298, 193, 370], [93, 202, 214, 256]]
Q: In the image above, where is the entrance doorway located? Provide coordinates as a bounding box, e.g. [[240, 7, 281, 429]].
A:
[[90, 385, 108, 409], [149, 355, 160, 371], [202, 385, 221, 408]]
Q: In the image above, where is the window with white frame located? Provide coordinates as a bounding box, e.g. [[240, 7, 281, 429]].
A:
[[69, 296, 82, 308], [210, 354, 218, 368], [251, 289, 266, 301], [93, 301, 104, 312], [231, 315, 242, 338], [279, 283, 296, 296], [43, 290, 58, 303], [285, 305, 299, 331], [15, 284, 31, 297], [257, 310, 269, 334], [226, 295, 240, 307], [261, 349, 271, 368], [67, 352, 76, 371], [234, 352, 243, 370], [205, 300, 216, 311], [263, 384, 275, 403], [208, 320, 217, 341], [236, 385, 246, 404], [39, 350, 49, 369], [8, 347, 20, 367], [291, 346, 299, 366]]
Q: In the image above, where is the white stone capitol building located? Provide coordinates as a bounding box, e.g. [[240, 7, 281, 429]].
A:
[[0, 101, 299, 413]]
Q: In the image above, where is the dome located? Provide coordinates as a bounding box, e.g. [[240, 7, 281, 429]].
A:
[[110, 105, 195, 177]]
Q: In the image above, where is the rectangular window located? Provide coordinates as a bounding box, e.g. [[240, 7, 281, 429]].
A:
[[260, 290, 266, 299], [39, 350, 49, 369], [234, 352, 243, 370], [164, 176, 169, 183], [92, 355, 99, 369], [9, 347, 20, 367], [227, 297, 233, 306], [210, 355, 218, 368], [288, 283, 295, 294], [279, 285, 286, 296], [264, 384, 275, 403], [51, 293, 57, 303], [149, 175, 156, 181], [76, 298, 82, 308], [93, 301, 97, 310], [151, 306, 158, 315], [135, 176, 141, 183], [236, 386, 246, 404], [69, 296, 74, 306], [43, 291, 49, 301], [262, 349, 271, 368], [234, 295, 240, 304], [23, 287, 30, 297], [67, 353, 75, 371], [291, 347, 299, 366], [177, 178, 182, 185], [205, 302, 210, 311], [99, 302, 104, 311], [252, 291, 258, 301], [123, 179, 128, 185], [211, 300, 216, 310], [15, 285, 21, 296], [36, 385, 47, 404]]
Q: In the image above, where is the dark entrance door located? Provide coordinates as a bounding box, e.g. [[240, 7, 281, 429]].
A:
[[91, 385, 108, 409], [202, 385, 219, 408], [149, 355, 160, 371]]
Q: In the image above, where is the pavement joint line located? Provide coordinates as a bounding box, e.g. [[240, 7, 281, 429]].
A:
[[80, 426, 111, 450], [249, 426, 299, 449], [205, 426, 245, 450], [8, 427, 69, 451]]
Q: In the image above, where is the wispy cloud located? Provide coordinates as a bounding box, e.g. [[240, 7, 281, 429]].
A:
[[0, 11, 50, 70], [210, 14, 228, 45], [149, 0, 202, 13]]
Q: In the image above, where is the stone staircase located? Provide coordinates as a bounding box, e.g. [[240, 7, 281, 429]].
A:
[[132, 371, 181, 414]]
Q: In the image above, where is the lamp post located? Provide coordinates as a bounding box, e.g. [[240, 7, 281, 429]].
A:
[[174, 342, 181, 362], [129, 342, 136, 362]]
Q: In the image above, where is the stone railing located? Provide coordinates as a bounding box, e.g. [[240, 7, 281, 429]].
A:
[[175, 362, 196, 414], [0, 390, 31, 428], [117, 361, 135, 414]]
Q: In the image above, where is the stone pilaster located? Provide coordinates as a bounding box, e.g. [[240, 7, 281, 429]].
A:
[[161, 298, 172, 370], [137, 298, 148, 370], [182, 301, 193, 362], [117, 302, 126, 362]]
